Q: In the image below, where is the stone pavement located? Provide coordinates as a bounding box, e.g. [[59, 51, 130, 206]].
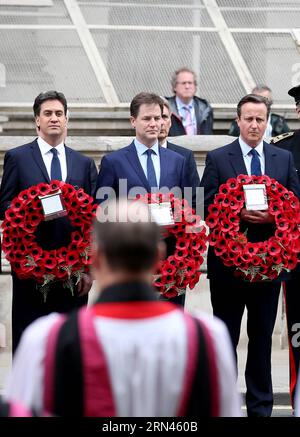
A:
[[0, 273, 291, 411]]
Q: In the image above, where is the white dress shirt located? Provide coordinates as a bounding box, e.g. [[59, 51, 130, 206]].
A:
[[37, 137, 67, 182], [134, 139, 160, 187], [239, 137, 265, 175], [175, 97, 197, 135]]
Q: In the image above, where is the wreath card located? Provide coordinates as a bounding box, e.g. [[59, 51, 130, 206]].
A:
[[148, 201, 174, 226], [243, 184, 268, 211], [39, 190, 67, 221]]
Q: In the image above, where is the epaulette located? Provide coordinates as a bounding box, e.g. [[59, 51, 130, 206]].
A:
[[271, 132, 294, 143]]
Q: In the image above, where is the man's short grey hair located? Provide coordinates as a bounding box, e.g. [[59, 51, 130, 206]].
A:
[[251, 84, 272, 94], [171, 67, 197, 92]]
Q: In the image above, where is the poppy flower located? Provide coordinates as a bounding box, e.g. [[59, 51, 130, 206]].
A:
[[66, 251, 80, 266], [42, 254, 57, 270], [25, 213, 42, 227], [206, 214, 219, 228], [214, 239, 228, 256], [208, 204, 221, 216], [220, 218, 234, 232], [164, 290, 179, 299], [161, 262, 177, 277], [36, 183, 51, 196], [50, 181, 61, 191], [219, 183, 230, 195], [237, 174, 252, 184], [244, 242, 259, 256], [227, 240, 243, 254]]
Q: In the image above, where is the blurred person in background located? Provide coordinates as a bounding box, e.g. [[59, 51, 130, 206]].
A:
[[166, 67, 213, 136]]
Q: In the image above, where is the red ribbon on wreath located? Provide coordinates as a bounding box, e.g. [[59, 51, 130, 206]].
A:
[[137, 192, 207, 297], [206, 174, 300, 281], [1, 180, 96, 299]]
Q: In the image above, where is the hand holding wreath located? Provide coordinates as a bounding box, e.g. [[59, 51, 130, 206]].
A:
[[137, 192, 207, 297], [206, 174, 300, 281], [2, 180, 97, 299]]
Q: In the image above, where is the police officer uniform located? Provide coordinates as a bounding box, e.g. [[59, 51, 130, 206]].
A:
[[271, 84, 300, 406]]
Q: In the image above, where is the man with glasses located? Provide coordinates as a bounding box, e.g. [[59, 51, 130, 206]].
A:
[[166, 67, 213, 136]]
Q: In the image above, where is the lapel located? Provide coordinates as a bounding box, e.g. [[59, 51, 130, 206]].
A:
[[65, 145, 74, 183], [263, 142, 278, 179], [159, 146, 169, 188], [227, 139, 248, 176], [31, 139, 50, 183], [125, 142, 150, 191]]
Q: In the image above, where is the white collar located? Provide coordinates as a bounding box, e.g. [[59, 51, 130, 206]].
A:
[[37, 137, 65, 155], [175, 96, 194, 110], [134, 139, 159, 156], [239, 137, 264, 157]]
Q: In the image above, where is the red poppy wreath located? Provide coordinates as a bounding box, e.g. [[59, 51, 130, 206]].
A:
[[137, 192, 207, 297], [206, 174, 300, 281], [1, 180, 96, 299]]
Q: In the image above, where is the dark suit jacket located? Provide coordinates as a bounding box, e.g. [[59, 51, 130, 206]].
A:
[[0, 139, 98, 251], [167, 141, 200, 188], [95, 141, 189, 202], [166, 96, 214, 136], [200, 139, 300, 280], [0, 139, 98, 351], [167, 141, 200, 210]]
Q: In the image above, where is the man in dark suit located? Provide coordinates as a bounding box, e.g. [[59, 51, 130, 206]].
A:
[[166, 67, 213, 136], [96, 93, 190, 307], [96, 92, 189, 204], [271, 84, 300, 407], [157, 97, 200, 306], [0, 90, 98, 353], [200, 94, 300, 417]]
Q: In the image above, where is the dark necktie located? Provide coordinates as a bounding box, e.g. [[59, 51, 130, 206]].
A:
[[50, 147, 62, 181], [250, 148, 262, 176], [145, 149, 158, 189]]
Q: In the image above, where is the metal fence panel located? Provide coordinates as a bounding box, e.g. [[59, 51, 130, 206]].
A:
[[0, 0, 72, 25], [233, 32, 298, 103], [80, 2, 213, 27], [0, 29, 105, 103], [92, 28, 245, 103]]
